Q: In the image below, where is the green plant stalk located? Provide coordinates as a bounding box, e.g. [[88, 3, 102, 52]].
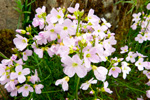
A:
[[116, 80, 145, 94], [75, 75, 80, 100], [17, 13, 22, 29]]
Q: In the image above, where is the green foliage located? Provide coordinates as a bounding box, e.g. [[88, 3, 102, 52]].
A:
[[14, 0, 36, 28]]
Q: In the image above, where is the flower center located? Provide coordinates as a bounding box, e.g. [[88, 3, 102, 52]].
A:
[[57, 15, 61, 19], [22, 39, 26, 43], [50, 29, 55, 33], [25, 86, 28, 89], [86, 53, 91, 58], [63, 26, 68, 30], [112, 67, 116, 71], [130, 56, 132, 58], [18, 72, 22, 75], [64, 76, 69, 82], [72, 63, 78, 67], [92, 65, 97, 70], [139, 63, 141, 65], [98, 30, 101, 32]]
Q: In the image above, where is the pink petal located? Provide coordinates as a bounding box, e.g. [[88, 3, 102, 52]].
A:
[[18, 75, 26, 83], [34, 48, 43, 58], [22, 91, 29, 97], [10, 72, 18, 79], [63, 66, 75, 77], [15, 65, 22, 72], [75, 66, 87, 78], [22, 68, 30, 75], [55, 79, 63, 86], [62, 81, 68, 91]]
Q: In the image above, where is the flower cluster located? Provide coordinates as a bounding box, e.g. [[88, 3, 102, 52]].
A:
[[1, 2, 150, 99], [131, 6, 150, 43], [0, 54, 43, 97]]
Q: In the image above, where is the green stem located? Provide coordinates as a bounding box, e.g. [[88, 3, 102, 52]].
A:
[[75, 75, 80, 100], [17, 13, 22, 29], [116, 80, 145, 94]]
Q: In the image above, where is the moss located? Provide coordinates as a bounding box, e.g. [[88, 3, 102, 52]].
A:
[[0, 29, 15, 61]]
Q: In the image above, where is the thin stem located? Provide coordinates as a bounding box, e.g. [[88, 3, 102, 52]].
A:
[[17, 13, 22, 29], [75, 75, 80, 100], [116, 80, 145, 94]]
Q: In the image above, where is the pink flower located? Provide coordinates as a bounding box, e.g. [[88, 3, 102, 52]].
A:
[[135, 58, 146, 71], [0, 65, 6, 80], [10, 65, 30, 83], [101, 81, 113, 94], [135, 34, 145, 43], [62, 54, 87, 78], [10, 87, 18, 97], [16, 29, 26, 34], [137, 96, 143, 100], [49, 8, 64, 24], [92, 25, 106, 39], [56, 45, 69, 58], [34, 31, 47, 45], [136, 51, 147, 58], [126, 52, 137, 63], [55, 76, 69, 91], [34, 48, 44, 58], [34, 84, 44, 94], [131, 23, 137, 30], [13, 34, 28, 51], [101, 18, 111, 28], [44, 24, 59, 41], [36, 6, 46, 15], [121, 61, 131, 79], [84, 47, 99, 68], [4, 79, 17, 91], [120, 45, 128, 54], [145, 61, 150, 70], [87, 9, 100, 23], [132, 12, 141, 23], [59, 19, 76, 39], [67, 3, 79, 13], [23, 49, 32, 61], [47, 47, 55, 57], [147, 3, 150, 10], [18, 84, 33, 97], [10, 54, 17, 61], [30, 70, 40, 84], [146, 90, 150, 98], [80, 78, 97, 90], [92, 65, 108, 81], [108, 67, 121, 78]]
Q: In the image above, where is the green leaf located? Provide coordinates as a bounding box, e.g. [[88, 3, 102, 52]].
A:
[[13, 7, 22, 13], [23, 11, 31, 14], [27, 0, 36, 7], [0, 52, 8, 59], [115, 0, 124, 5]]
